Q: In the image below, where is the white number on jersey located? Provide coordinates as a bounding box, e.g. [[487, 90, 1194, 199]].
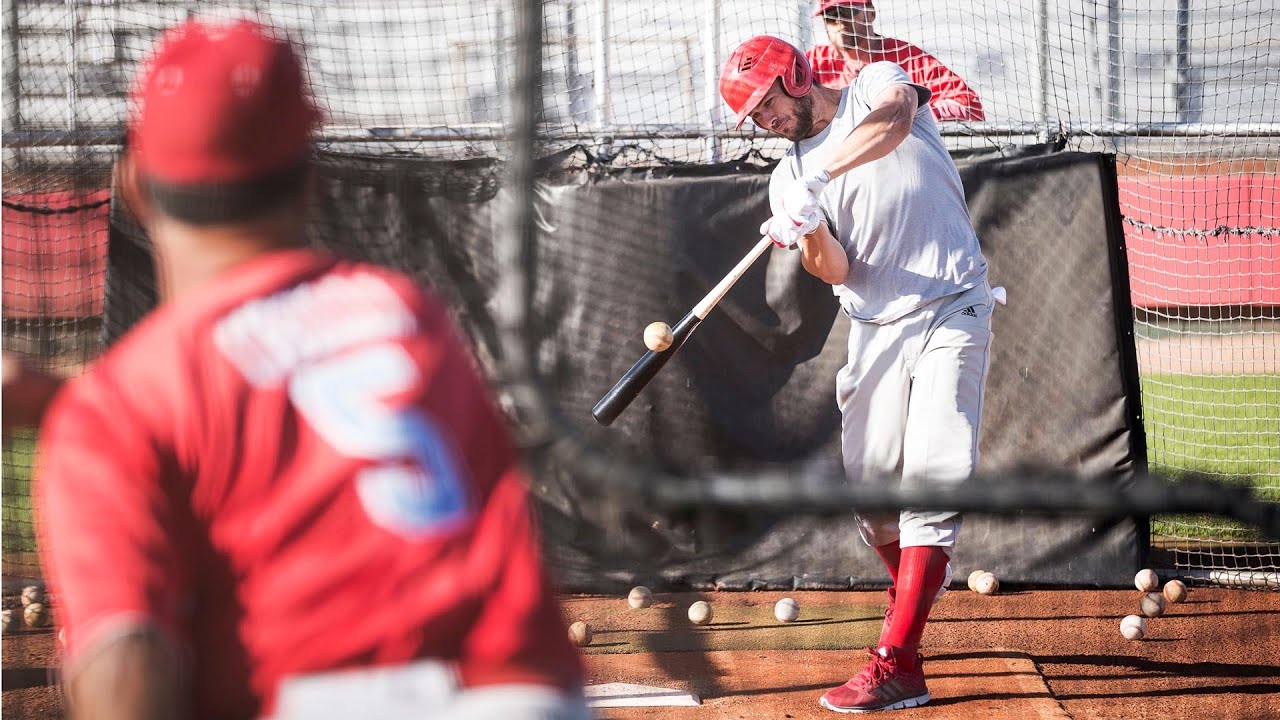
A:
[[290, 344, 469, 538]]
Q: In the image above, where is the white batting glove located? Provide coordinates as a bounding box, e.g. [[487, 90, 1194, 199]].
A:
[[760, 212, 819, 249], [801, 169, 831, 195], [780, 170, 831, 222]]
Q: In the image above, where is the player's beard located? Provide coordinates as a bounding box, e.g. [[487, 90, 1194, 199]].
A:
[[783, 97, 816, 142]]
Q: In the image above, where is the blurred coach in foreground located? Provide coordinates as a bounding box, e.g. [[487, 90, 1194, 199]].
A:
[[36, 19, 588, 720]]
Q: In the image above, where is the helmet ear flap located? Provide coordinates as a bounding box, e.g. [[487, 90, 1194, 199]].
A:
[[780, 54, 814, 98]]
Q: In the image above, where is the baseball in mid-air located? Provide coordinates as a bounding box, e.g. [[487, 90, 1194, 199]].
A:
[[567, 621, 592, 647], [967, 570, 987, 592], [627, 586, 653, 609], [975, 571, 999, 595], [1134, 569, 1159, 592], [643, 322, 674, 352], [688, 600, 713, 625], [1120, 614, 1146, 640], [20, 585, 44, 607], [1140, 592, 1167, 618], [1162, 579, 1188, 604], [774, 597, 800, 623], [23, 602, 49, 628]]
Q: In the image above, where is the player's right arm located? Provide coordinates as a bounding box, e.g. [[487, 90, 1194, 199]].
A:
[[36, 375, 189, 720], [64, 629, 183, 720], [818, 62, 928, 181], [768, 172, 849, 285], [2, 352, 64, 431], [799, 223, 849, 285]]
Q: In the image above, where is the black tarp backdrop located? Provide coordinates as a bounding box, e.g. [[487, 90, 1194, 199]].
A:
[[105, 146, 1147, 590]]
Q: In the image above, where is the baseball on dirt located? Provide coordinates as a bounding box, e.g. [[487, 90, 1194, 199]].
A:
[[1162, 579, 1188, 604], [23, 602, 49, 628], [643, 322, 674, 352], [975, 572, 1000, 595], [568, 621, 592, 647], [774, 597, 800, 623], [1120, 614, 1146, 640], [1140, 592, 1167, 618], [20, 585, 44, 607], [967, 570, 987, 592], [1, 609, 11, 634], [1134, 569, 1159, 592], [627, 586, 653, 609], [688, 600, 713, 625]]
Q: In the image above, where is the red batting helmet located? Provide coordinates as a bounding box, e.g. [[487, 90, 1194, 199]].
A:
[[719, 36, 813, 129]]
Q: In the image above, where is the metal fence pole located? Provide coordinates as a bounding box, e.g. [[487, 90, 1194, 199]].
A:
[[1037, 0, 1050, 141], [1106, 0, 1120, 122], [5, 0, 21, 134], [592, 0, 611, 130], [1176, 0, 1192, 121], [701, 0, 721, 163]]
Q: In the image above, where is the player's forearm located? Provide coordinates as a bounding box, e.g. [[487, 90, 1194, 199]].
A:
[[66, 629, 184, 720], [799, 223, 849, 285], [820, 99, 914, 181]]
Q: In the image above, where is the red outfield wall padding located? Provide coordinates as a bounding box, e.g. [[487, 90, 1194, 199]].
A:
[[3, 190, 110, 318], [1120, 175, 1279, 308]]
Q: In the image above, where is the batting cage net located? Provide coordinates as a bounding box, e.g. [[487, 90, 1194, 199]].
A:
[[2, 1, 1277, 589]]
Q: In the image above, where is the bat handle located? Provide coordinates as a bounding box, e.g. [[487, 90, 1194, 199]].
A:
[[691, 235, 773, 319]]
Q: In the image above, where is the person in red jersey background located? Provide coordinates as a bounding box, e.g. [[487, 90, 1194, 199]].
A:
[[806, 0, 985, 122], [35, 19, 587, 720]]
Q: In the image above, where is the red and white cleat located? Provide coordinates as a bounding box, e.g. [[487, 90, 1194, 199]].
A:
[[819, 645, 930, 713]]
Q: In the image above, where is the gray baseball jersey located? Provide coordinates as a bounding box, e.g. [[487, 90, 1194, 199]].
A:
[[768, 61, 987, 324]]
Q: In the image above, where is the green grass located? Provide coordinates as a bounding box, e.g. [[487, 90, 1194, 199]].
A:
[[2, 430, 39, 552], [1141, 374, 1280, 540]]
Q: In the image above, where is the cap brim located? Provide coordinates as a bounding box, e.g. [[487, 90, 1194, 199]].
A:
[[815, 0, 871, 15]]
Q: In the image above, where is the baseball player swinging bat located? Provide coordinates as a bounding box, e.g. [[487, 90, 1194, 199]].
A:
[[591, 235, 774, 426]]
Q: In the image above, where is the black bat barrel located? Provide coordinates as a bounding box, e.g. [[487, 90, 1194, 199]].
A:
[[591, 311, 702, 426]]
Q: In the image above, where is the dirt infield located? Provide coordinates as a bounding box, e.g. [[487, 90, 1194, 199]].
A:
[[4, 588, 1279, 719], [1137, 333, 1279, 376], [568, 589, 1280, 720]]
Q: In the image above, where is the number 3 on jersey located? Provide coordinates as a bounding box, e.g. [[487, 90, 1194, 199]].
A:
[[290, 344, 470, 538]]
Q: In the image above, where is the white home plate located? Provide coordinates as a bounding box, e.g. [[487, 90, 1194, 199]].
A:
[[585, 682, 701, 707]]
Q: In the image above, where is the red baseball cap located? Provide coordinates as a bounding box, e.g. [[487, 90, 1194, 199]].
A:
[[128, 19, 319, 184], [815, 0, 873, 16]]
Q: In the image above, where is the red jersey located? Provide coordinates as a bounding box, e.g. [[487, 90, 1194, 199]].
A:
[[36, 249, 582, 719], [806, 39, 985, 121]]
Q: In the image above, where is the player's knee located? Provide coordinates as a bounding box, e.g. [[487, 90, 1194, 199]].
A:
[[855, 514, 900, 548], [899, 514, 962, 548]]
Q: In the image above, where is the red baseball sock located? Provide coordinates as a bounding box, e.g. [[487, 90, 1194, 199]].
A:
[[881, 545, 950, 669], [873, 540, 902, 585]]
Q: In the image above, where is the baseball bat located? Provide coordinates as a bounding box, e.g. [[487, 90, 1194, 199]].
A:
[[591, 235, 774, 426]]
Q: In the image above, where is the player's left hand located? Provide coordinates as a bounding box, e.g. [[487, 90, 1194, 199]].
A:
[[760, 213, 819, 249]]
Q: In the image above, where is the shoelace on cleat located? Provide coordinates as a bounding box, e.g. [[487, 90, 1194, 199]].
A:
[[851, 648, 895, 688]]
